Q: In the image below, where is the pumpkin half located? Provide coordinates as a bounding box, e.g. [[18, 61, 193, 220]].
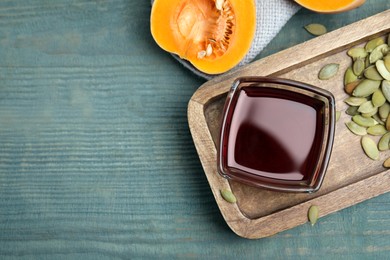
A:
[[294, 0, 365, 13], [150, 0, 256, 74]]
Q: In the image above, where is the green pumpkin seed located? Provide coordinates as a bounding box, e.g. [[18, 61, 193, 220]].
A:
[[372, 89, 386, 107], [369, 44, 389, 64], [365, 55, 371, 68], [353, 57, 365, 76], [352, 79, 381, 97], [346, 121, 367, 136], [358, 101, 376, 113], [376, 60, 390, 80], [367, 124, 387, 135], [379, 102, 390, 120], [318, 63, 339, 80], [352, 115, 378, 127], [372, 114, 385, 125], [361, 107, 378, 118], [345, 80, 362, 95], [344, 97, 367, 106], [348, 47, 368, 59], [378, 132, 390, 151], [386, 115, 390, 131], [365, 37, 385, 53], [308, 205, 319, 226], [384, 55, 390, 71], [381, 80, 390, 102], [220, 189, 237, 203], [361, 136, 380, 160], [336, 111, 341, 122], [304, 23, 327, 36], [344, 67, 358, 85], [383, 157, 390, 168], [346, 106, 359, 116], [364, 65, 384, 80]]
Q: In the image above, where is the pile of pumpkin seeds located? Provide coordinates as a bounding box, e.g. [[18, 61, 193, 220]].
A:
[[343, 34, 390, 166]]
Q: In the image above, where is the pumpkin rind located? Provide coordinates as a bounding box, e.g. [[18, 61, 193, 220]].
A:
[[294, 0, 365, 14]]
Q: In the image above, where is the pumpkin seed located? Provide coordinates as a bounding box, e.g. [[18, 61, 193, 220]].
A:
[[383, 157, 390, 168], [361, 107, 378, 118], [353, 57, 365, 76], [369, 44, 389, 64], [372, 89, 386, 107], [372, 113, 385, 125], [344, 67, 358, 85], [367, 124, 387, 135], [381, 80, 390, 102], [379, 102, 390, 120], [384, 55, 390, 71], [376, 60, 390, 80], [197, 50, 206, 59], [318, 63, 339, 80], [352, 79, 381, 97], [215, 0, 224, 10], [206, 44, 213, 56], [304, 23, 327, 36], [365, 55, 371, 68], [344, 80, 362, 95], [344, 97, 367, 106], [348, 47, 368, 59], [220, 189, 236, 203], [308, 205, 319, 226], [364, 65, 384, 80], [346, 121, 367, 136], [378, 132, 390, 151], [386, 115, 390, 131], [336, 111, 341, 122], [352, 115, 378, 127], [365, 37, 385, 53], [346, 106, 359, 116], [358, 101, 376, 114], [361, 136, 380, 160]]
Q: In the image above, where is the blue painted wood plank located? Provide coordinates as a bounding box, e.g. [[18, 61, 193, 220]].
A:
[[0, 0, 389, 259]]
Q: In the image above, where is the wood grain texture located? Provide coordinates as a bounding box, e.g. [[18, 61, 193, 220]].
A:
[[0, 0, 390, 259], [188, 10, 390, 239]]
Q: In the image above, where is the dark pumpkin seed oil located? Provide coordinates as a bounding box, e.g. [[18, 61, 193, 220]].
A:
[[221, 86, 325, 183]]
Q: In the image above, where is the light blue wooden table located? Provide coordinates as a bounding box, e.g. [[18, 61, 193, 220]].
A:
[[1, 1, 389, 259]]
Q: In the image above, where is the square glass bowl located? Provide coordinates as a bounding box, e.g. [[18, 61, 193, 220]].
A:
[[217, 77, 336, 193]]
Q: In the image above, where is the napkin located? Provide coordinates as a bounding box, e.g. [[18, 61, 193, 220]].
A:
[[151, 0, 300, 79]]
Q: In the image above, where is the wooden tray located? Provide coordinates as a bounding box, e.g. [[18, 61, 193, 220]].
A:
[[188, 10, 390, 239]]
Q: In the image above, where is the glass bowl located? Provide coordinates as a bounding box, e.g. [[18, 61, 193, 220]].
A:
[[217, 77, 336, 193]]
